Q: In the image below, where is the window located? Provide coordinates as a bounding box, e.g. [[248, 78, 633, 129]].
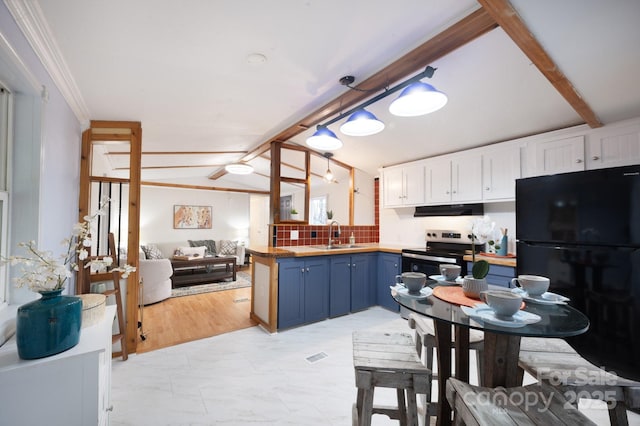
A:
[[0, 85, 10, 305], [309, 195, 327, 225]]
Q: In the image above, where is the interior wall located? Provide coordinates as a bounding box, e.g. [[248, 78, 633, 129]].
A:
[[249, 194, 269, 247], [1, 2, 82, 305], [379, 202, 516, 253], [139, 186, 250, 246], [354, 170, 375, 225]]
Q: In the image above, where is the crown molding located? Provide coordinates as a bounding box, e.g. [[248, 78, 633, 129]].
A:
[[4, 0, 90, 126], [0, 31, 41, 93]]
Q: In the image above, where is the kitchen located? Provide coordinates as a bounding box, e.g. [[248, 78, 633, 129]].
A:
[[3, 1, 640, 424], [249, 114, 640, 375]]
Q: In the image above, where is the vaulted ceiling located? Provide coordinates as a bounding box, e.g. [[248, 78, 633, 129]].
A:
[[7, 0, 640, 192]]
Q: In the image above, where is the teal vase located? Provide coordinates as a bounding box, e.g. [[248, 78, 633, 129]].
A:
[[497, 235, 509, 256], [16, 289, 83, 359]]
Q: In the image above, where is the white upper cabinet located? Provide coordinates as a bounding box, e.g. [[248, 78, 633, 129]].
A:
[[586, 121, 640, 169], [524, 117, 640, 178], [381, 116, 640, 208], [452, 152, 483, 202], [532, 135, 585, 176], [382, 163, 425, 208], [427, 158, 453, 204], [426, 152, 482, 204], [482, 143, 522, 201]]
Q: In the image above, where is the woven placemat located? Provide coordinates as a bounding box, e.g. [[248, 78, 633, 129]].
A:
[[433, 286, 482, 307], [432, 286, 526, 309]]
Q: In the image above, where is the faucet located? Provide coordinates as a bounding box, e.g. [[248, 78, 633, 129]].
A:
[[328, 220, 341, 248]]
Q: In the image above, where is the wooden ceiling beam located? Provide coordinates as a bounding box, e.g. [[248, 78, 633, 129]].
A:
[[107, 150, 249, 155], [141, 180, 270, 195], [209, 7, 498, 180], [116, 164, 227, 170], [478, 0, 602, 128]]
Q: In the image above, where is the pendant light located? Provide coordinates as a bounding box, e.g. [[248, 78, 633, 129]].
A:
[[307, 67, 445, 150], [323, 152, 334, 182], [306, 126, 343, 150], [388, 81, 448, 117], [225, 163, 254, 175], [339, 108, 385, 136]]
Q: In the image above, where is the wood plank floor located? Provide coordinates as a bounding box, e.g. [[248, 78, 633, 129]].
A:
[[136, 285, 257, 353]]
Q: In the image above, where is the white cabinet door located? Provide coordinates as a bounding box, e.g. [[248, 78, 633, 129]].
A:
[[403, 164, 425, 205], [482, 145, 521, 201], [587, 122, 640, 169], [382, 167, 404, 207], [534, 136, 585, 175], [427, 160, 453, 204], [382, 164, 425, 207], [452, 153, 482, 202]]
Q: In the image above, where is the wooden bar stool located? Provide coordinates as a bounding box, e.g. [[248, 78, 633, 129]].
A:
[[408, 313, 484, 425], [518, 340, 640, 426], [446, 377, 597, 425], [352, 331, 433, 426], [408, 313, 485, 380]]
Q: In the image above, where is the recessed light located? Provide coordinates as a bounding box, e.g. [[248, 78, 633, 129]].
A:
[[246, 53, 267, 65]]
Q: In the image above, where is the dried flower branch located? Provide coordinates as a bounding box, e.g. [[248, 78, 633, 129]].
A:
[[1, 197, 135, 292]]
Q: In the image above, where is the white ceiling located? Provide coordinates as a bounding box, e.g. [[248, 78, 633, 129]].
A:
[[13, 0, 640, 191]]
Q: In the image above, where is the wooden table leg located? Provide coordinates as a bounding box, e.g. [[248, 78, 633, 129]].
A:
[[434, 320, 452, 426], [482, 332, 522, 388], [454, 326, 470, 383]]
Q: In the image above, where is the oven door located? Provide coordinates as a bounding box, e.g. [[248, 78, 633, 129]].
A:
[[401, 252, 462, 276]]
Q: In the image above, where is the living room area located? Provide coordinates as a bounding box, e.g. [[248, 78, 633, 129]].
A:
[[125, 184, 264, 352]]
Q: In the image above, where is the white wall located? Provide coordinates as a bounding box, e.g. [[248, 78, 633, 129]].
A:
[[249, 194, 269, 247], [379, 201, 516, 252], [354, 170, 375, 225], [139, 186, 250, 247], [1, 2, 82, 305]]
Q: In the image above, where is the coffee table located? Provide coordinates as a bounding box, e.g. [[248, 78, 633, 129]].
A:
[[170, 256, 236, 288]]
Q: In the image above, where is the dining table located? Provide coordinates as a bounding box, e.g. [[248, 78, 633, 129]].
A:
[[392, 282, 590, 426]]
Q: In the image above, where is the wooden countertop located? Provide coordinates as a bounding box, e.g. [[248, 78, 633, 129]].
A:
[[247, 243, 404, 258], [463, 253, 516, 267]]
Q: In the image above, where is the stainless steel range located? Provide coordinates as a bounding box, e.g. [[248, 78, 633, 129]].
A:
[[401, 229, 481, 278]]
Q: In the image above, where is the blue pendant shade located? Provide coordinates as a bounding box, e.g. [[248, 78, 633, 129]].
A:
[[388, 81, 448, 117], [306, 126, 343, 150], [339, 109, 385, 136]]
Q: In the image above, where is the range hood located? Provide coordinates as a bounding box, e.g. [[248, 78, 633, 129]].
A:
[[414, 203, 484, 217]]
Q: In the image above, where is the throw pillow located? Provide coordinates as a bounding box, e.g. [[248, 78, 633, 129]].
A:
[[141, 244, 164, 259], [188, 239, 216, 256], [219, 240, 238, 256]]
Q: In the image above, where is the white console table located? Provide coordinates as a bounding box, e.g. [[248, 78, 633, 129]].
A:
[[0, 305, 116, 426]]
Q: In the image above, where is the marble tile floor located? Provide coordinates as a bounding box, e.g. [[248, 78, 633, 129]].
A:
[[111, 306, 640, 426]]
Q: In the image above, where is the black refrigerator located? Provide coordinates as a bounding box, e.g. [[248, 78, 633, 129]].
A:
[[516, 164, 640, 381]]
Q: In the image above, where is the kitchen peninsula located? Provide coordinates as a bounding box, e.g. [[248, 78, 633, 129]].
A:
[[247, 244, 404, 333]]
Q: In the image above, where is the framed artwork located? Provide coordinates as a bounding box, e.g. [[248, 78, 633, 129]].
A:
[[173, 205, 212, 229]]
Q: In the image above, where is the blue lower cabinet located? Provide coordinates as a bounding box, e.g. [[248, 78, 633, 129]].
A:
[[467, 262, 515, 288], [377, 253, 401, 312], [330, 256, 351, 317], [350, 254, 376, 312], [278, 257, 329, 329], [330, 254, 376, 316]]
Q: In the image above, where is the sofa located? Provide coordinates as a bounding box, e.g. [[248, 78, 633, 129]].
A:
[[139, 257, 173, 305], [142, 240, 246, 268]]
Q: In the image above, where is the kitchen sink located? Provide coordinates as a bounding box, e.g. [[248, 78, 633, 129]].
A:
[[310, 244, 362, 250]]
